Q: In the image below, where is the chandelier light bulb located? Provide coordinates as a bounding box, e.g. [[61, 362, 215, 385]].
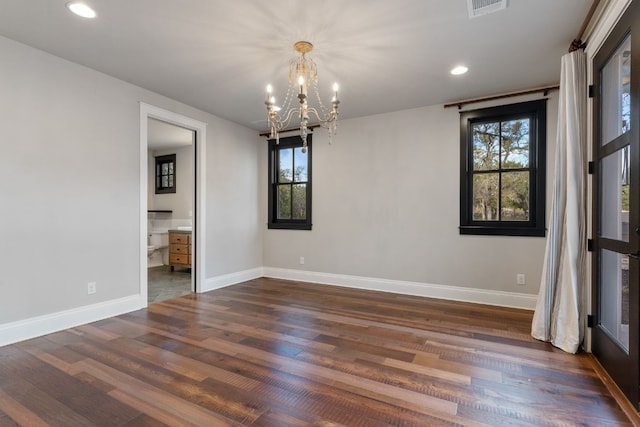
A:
[[332, 83, 339, 92], [266, 84, 273, 102]]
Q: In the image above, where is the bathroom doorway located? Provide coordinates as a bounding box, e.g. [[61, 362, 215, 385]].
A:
[[140, 103, 207, 306], [147, 118, 195, 303]]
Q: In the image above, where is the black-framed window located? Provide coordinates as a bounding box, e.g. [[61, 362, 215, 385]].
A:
[[268, 135, 312, 230], [155, 154, 176, 194], [460, 99, 546, 236]]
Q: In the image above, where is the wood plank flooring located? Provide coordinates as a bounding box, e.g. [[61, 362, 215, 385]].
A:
[[0, 277, 634, 426]]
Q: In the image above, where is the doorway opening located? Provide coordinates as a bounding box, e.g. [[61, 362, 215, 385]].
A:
[[147, 118, 195, 303], [139, 103, 207, 306]]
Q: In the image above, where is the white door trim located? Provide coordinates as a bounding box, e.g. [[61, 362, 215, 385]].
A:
[[139, 102, 207, 303]]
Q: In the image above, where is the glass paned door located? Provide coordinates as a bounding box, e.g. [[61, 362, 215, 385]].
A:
[[592, 2, 640, 408]]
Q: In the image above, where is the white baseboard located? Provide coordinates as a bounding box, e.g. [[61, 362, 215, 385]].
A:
[[0, 295, 146, 348], [262, 267, 537, 310], [1, 266, 536, 348], [201, 267, 264, 293]]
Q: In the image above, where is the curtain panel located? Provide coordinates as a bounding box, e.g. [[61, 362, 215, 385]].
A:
[[531, 49, 587, 354]]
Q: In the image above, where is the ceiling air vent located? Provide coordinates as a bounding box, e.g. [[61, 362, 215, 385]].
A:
[[467, 0, 507, 18]]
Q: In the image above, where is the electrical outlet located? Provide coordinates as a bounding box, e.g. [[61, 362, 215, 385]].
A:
[[87, 282, 97, 294], [299, 256, 305, 265], [516, 274, 525, 286]]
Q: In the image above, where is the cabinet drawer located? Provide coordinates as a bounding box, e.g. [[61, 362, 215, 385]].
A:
[[169, 233, 191, 244], [170, 243, 190, 254], [169, 254, 191, 265]]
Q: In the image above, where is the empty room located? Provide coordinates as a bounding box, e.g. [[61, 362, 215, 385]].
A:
[[1, 0, 639, 425]]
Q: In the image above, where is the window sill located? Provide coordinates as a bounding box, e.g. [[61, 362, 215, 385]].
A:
[[459, 225, 545, 237], [268, 222, 312, 230]]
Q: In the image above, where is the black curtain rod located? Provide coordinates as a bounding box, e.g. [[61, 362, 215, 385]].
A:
[[259, 124, 319, 137], [443, 85, 560, 110], [569, 0, 603, 52]]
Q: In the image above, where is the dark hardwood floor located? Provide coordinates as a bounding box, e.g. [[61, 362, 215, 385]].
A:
[[0, 278, 635, 426]]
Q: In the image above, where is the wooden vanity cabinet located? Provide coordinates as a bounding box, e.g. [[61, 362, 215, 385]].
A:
[[168, 231, 191, 271]]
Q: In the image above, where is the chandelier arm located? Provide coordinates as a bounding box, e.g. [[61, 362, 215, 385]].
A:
[[271, 107, 302, 131], [307, 108, 337, 125]]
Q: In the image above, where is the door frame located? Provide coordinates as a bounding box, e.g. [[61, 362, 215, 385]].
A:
[[139, 103, 207, 303]]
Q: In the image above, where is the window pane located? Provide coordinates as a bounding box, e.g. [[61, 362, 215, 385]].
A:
[[168, 175, 174, 187], [294, 147, 308, 182], [162, 176, 169, 188], [169, 162, 174, 174], [277, 185, 291, 219], [600, 147, 630, 242], [162, 163, 169, 175], [601, 34, 631, 145], [473, 123, 499, 170], [501, 119, 529, 169], [599, 249, 629, 352], [473, 173, 499, 220], [278, 148, 293, 183], [501, 171, 529, 221], [292, 184, 306, 220]]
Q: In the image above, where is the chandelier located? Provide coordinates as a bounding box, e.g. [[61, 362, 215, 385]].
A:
[[265, 41, 340, 152]]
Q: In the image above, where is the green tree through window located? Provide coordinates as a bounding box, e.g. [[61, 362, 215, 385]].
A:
[[472, 119, 530, 221]]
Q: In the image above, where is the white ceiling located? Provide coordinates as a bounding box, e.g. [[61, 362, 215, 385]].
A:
[[0, 0, 593, 131], [148, 118, 193, 150]]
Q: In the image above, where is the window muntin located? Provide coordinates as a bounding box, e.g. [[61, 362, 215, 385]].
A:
[[460, 100, 546, 236]]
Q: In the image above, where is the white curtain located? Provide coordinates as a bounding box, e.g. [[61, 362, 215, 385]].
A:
[[531, 49, 587, 354]]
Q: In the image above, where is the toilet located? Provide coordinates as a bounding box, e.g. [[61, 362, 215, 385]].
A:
[[148, 229, 169, 267]]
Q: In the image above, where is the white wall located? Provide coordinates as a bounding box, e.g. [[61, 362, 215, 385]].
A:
[[262, 92, 558, 300], [0, 35, 262, 328]]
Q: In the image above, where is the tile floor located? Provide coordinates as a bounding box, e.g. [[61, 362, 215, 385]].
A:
[[147, 266, 192, 304]]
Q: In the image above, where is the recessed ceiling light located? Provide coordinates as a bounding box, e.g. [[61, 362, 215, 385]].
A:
[[451, 66, 469, 76], [66, 2, 97, 19]]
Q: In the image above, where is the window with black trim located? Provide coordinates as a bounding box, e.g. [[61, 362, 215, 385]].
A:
[[268, 135, 312, 230], [460, 99, 546, 236], [155, 154, 176, 194]]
